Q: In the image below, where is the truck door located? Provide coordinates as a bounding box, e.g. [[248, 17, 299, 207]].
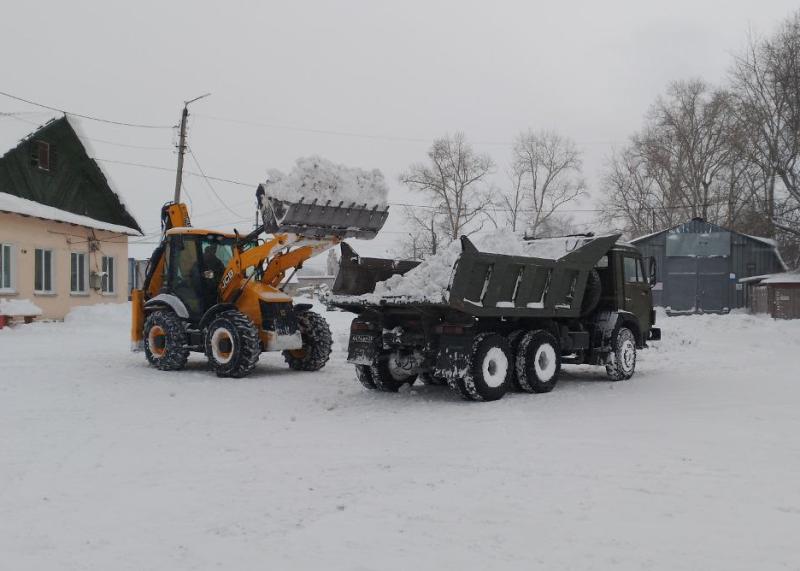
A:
[[622, 254, 652, 334]]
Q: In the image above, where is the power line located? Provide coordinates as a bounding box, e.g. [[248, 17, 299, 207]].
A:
[[186, 146, 246, 218], [195, 113, 623, 147], [0, 90, 174, 129]]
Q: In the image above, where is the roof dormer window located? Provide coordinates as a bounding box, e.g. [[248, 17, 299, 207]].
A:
[[36, 140, 50, 171]]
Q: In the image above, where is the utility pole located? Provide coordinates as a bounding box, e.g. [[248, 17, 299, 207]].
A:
[[173, 93, 211, 204]]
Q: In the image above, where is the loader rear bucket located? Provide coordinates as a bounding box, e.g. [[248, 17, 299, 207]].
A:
[[332, 242, 420, 296], [257, 184, 390, 240]]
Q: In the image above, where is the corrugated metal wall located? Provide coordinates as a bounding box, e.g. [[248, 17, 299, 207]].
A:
[[632, 219, 784, 311]]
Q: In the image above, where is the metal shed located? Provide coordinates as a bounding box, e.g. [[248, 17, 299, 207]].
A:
[[740, 273, 800, 319], [631, 218, 787, 314]]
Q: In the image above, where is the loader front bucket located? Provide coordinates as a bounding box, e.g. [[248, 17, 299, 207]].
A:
[[332, 242, 420, 296], [257, 184, 390, 240]]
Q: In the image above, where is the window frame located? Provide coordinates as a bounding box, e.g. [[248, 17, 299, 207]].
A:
[[36, 140, 51, 172], [0, 242, 16, 293], [101, 255, 115, 295], [70, 251, 89, 295], [34, 247, 55, 294]]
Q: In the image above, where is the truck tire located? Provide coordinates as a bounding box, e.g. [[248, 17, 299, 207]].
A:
[[506, 329, 526, 389], [605, 326, 636, 381], [420, 372, 447, 386], [283, 311, 333, 371], [580, 269, 602, 316], [516, 330, 561, 393], [205, 309, 261, 378], [354, 364, 376, 389], [144, 310, 189, 371], [370, 352, 417, 392], [459, 333, 512, 402]]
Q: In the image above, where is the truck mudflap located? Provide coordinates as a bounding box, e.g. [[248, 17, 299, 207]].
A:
[[648, 327, 661, 341], [433, 334, 473, 380], [346, 330, 381, 365]]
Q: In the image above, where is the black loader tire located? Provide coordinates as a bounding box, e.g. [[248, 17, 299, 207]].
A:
[[370, 352, 418, 392], [606, 326, 637, 381], [354, 364, 377, 389], [283, 311, 333, 371], [459, 333, 513, 402], [516, 330, 561, 393], [580, 269, 602, 316], [205, 309, 261, 378], [143, 310, 189, 371]]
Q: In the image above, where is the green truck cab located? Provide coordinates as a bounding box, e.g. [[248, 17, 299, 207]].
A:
[[331, 234, 661, 402]]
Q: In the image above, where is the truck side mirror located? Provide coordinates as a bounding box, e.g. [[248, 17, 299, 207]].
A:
[[648, 257, 657, 286]]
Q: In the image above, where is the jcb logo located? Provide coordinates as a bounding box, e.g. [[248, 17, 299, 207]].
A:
[[221, 269, 234, 288]]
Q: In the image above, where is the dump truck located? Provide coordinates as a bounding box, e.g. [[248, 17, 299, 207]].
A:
[[131, 183, 389, 378], [329, 234, 661, 401]]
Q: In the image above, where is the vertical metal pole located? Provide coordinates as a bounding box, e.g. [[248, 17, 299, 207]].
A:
[[173, 104, 189, 204]]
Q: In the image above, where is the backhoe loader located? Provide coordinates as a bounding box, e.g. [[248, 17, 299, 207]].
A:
[[130, 186, 389, 378]]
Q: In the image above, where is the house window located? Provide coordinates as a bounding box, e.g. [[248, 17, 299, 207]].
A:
[[0, 243, 14, 292], [70, 252, 87, 293], [34, 249, 54, 293], [101, 256, 115, 294], [36, 141, 51, 171]]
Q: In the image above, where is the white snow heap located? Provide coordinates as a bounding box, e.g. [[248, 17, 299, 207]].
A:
[[0, 298, 42, 316], [371, 231, 604, 302], [263, 156, 389, 207]]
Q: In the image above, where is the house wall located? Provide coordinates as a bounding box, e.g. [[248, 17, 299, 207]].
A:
[[0, 212, 129, 319]]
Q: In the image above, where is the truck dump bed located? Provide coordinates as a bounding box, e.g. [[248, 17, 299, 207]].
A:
[[331, 234, 620, 318]]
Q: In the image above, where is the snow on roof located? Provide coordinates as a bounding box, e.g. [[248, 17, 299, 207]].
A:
[[0, 191, 141, 235], [740, 272, 800, 285], [0, 298, 42, 316]]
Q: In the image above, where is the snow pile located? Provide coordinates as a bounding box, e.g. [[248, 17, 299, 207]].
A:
[[264, 156, 389, 207], [368, 231, 606, 302], [63, 302, 130, 326], [0, 298, 42, 316]]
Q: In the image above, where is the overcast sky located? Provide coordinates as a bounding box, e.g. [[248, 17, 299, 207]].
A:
[[2, 0, 798, 263]]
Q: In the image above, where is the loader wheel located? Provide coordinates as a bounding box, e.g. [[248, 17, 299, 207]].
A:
[[606, 326, 636, 381], [370, 352, 418, 392], [354, 364, 377, 389], [457, 333, 512, 402], [204, 309, 261, 378], [516, 330, 561, 393], [143, 310, 189, 371], [283, 311, 333, 371]]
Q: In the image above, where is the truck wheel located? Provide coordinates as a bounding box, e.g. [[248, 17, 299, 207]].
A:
[[606, 326, 636, 381], [283, 311, 333, 371], [460, 333, 512, 402], [354, 364, 376, 389], [144, 310, 189, 371], [370, 352, 417, 392], [420, 372, 447, 386], [507, 329, 526, 389], [205, 309, 261, 378], [516, 330, 561, 393]]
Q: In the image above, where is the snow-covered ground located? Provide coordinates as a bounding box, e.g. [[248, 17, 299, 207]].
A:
[[1, 303, 798, 570]]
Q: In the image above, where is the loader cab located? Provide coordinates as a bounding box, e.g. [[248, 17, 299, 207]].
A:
[[161, 230, 237, 320]]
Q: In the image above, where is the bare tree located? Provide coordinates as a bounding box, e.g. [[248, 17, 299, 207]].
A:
[[399, 133, 494, 245], [731, 11, 800, 239], [508, 129, 586, 237]]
